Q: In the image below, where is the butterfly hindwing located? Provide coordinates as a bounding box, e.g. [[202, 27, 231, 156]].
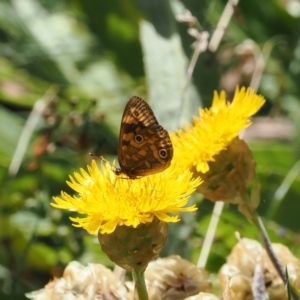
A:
[[117, 96, 173, 179]]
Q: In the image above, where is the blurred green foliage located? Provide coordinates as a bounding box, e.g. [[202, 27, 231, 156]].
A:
[[0, 0, 300, 298]]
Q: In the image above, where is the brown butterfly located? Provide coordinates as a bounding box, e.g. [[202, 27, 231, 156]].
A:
[[115, 96, 173, 179]]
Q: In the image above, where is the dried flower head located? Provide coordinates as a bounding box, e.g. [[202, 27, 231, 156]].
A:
[[185, 292, 220, 300], [218, 238, 300, 300], [145, 255, 212, 299], [25, 261, 131, 300]]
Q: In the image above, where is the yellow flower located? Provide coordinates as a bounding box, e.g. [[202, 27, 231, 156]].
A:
[[52, 160, 200, 234], [170, 87, 265, 173]]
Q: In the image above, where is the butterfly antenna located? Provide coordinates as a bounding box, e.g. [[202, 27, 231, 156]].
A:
[[89, 153, 124, 188], [89, 153, 117, 170]]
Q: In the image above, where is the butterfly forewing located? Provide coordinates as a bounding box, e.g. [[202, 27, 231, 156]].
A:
[[117, 96, 173, 179]]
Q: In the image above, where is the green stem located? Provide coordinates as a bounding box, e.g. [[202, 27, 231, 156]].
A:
[[132, 268, 149, 300]]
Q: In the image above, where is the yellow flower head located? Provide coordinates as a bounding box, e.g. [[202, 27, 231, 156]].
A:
[[52, 160, 200, 234], [170, 87, 265, 174]]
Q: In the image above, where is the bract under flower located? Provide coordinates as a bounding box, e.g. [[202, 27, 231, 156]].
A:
[[170, 87, 265, 173], [52, 160, 199, 234]]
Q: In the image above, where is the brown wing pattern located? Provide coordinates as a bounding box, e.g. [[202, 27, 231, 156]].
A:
[[116, 96, 173, 179]]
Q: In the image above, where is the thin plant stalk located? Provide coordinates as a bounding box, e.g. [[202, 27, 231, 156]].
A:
[[8, 86, 57, 176], [208, 0, 239, 52], [197, 201, 224, 267], [185, 0, 239, 269], [132, 268, 149, 300], [268, 159, 300, 219], [242, 202, 300, 300]]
